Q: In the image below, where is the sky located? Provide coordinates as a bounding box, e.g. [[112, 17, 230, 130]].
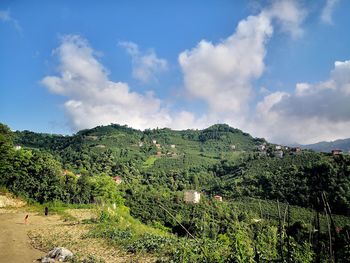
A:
[[1, 0, 350, 144]]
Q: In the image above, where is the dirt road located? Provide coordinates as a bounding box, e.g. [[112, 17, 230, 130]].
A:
[[0, 210, 60, 263]]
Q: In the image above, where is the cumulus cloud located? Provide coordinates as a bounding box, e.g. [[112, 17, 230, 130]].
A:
[[42, 2, 350, 145], [0, 9, 22, 32], [119, 41, 168, 83], [42, 35, 166, 131], [250, 60, 350, 144], [321, 0, 339, 24], [41, 35, 207, 131], [178, 0, 305, 121]]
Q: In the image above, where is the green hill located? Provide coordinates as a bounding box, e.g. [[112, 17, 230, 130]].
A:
[[2, 122, 350, 262], [13, 123, 267, 174]]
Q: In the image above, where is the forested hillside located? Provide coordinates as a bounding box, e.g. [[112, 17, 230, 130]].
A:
[[2, 122, 350, 262]]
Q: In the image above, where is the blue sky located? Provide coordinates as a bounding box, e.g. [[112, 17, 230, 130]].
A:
[[1, 0, 350, 144]]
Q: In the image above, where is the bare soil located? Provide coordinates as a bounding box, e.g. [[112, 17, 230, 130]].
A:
[[0, 207, 155, 263], [0, 209, 58, 263]]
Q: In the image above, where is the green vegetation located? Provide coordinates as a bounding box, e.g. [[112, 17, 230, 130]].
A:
[[2, 122, 350, 262]]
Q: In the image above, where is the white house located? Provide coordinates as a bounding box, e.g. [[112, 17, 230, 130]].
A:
[[258, 145, 266, 151], [274, 150, 283, 158], [184, 190, 201, 204], [170, 144, 176, 149], [14, 145, 21, 150]]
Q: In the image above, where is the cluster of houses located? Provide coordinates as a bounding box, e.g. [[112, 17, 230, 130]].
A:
[[256, 143, 302, 158], [139, 139, 177, 157], [256, 143, 349, 157], [183, 190, 223, 204]]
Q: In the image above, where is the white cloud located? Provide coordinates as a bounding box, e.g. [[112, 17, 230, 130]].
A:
[[41, 35, 207, 132], [119, 41, 168, 83], [42, 35, 167, 131], [250, 59, 350, 144], [321, 0, 339, 24], [0, 9, 22, 32], [178, 0, 305, 120], [41, 2, 350, 145], [265, 0, 306, 38]]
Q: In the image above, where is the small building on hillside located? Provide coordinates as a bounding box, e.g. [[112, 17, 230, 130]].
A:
[[156, 143, 161, 149], [291, 147, 302, 153], [152, 139, 157, 144], [14, 145, 21, 150], [112, 176, 122, 185], [274, 150, 284, 158], [139, 142, 144, 147], [214, 195, 223, 202], [184, 190, 201, 204], [170, 144, 176, 149], [258, 145, 266, 151], [95, 144, 106, 148], [230, 145, 236, 150], [275, 145, 282, 150], [332, 149, 343, 155], [156, 151, 162, 156]]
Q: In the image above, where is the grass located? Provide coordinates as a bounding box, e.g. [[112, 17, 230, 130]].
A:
[[143, 156, 158, 168], [84, 205, 174, 256], [29, 201, 95, 221]]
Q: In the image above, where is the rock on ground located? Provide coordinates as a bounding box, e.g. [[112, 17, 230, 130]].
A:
[[42, 247, 73, 262]]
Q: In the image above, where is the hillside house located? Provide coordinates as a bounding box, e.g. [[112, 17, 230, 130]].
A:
[[152, 139, 157, 144], [112, 176, 122, 185], [95, 144, 106, 148], [230, 145, 236, 150], [292, 147, 301, 153], [156, 151, 162, 156], [214, 195, 223, 202], [156, 143, 161, 149], [258, 145, 266, 151], [14, 145, 21, 150], [275, 145, 282, 150], [332, 149, 342, 155], [274, 150, 283, 158], [139, 142, 144, 147], [184, 190, 201, 204], [170, 144, 176, 149]]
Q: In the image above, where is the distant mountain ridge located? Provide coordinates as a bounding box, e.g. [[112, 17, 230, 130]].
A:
[[300, 138, 350, 153]]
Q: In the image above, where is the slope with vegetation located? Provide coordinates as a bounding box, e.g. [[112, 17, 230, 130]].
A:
[[1, 122, 350, 262]]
